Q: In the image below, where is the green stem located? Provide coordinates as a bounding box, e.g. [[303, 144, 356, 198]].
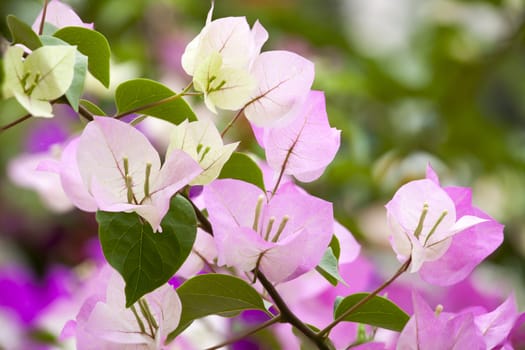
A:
[[318, 257, 412, 337], [204, 316, 281, 350], [0, 113, 32, 134]]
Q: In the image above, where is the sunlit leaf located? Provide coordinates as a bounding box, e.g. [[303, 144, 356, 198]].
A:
[[115, 78, 196, 123], [54, 26, 111, 88]]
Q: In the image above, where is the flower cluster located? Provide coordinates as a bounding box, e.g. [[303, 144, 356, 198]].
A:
[[0, 1, 519, 350]]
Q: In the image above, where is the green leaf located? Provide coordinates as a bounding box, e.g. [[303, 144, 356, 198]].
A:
[[54, 26, 111, 88], [79, 99, 106, 116], [218, 152, 265, 191], [115, 78, 196, 123], [167, 274, 266, 341], [315, 246, 346, 286], [65, 53, 88, 111], [329, 234, 340, 260], [7, 15, 42, 50], [333, 293, 410, 332], [97, 195, 197, 307]]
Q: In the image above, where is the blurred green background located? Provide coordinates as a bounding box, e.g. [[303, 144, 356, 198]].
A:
[[0, 0, 524, 296]]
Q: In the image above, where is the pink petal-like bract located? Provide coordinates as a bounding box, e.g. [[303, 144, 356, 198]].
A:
[[70, 117, 201, 231], [397, 292, 485, 350], [204, 179, 333, 283], [263, 90, 340, 182], [244, 51, 315, 127], [418, 167, 504, 285], [385, 165, 492, 279]]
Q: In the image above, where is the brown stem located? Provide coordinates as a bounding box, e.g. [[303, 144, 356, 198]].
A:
[[318, 257, 412, 337], [38, 0, 49, 35], [182, 194, 213, 236], [255, 270, 331, 350], [220, 108, 244, 138], [78, 104, 95, 121], [204, 316, 281, 350], [0, 114, 32, 133]]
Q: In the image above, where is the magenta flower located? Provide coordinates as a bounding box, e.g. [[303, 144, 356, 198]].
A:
[[385, 165, 489, 275], [204, 179, 333, 283], [255, 90, 340, 182], [56, 117, 202, 232], [397, 292, 519, 350]]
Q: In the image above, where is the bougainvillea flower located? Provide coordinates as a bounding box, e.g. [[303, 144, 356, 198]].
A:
[[244, 51, 315, 127], [2, 45, 76, 118], [385, 165, 487, 274], [258, 90, 340, 182], [32, 0, 94, 32], [73, 268, 181, 349], [181, 6, 267, 113], [204, 179, 333, 283], [167, 119, 238, 185], [58, 117, 201, 231], [397, 292, 486, 350], [397, 292, 519, 350], [418, 166, 504, 286]]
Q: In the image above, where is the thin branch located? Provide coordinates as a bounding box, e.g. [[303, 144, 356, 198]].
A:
[[183, 193, 213, 236], [255, 270, 330, 350], [38, 0, 49, 35], [204, 315, 281, 350], [0, 113, 32, 133], [318, 257, 412, 337], [220, 108, 244, 138], [78, 104, 95, 121]]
